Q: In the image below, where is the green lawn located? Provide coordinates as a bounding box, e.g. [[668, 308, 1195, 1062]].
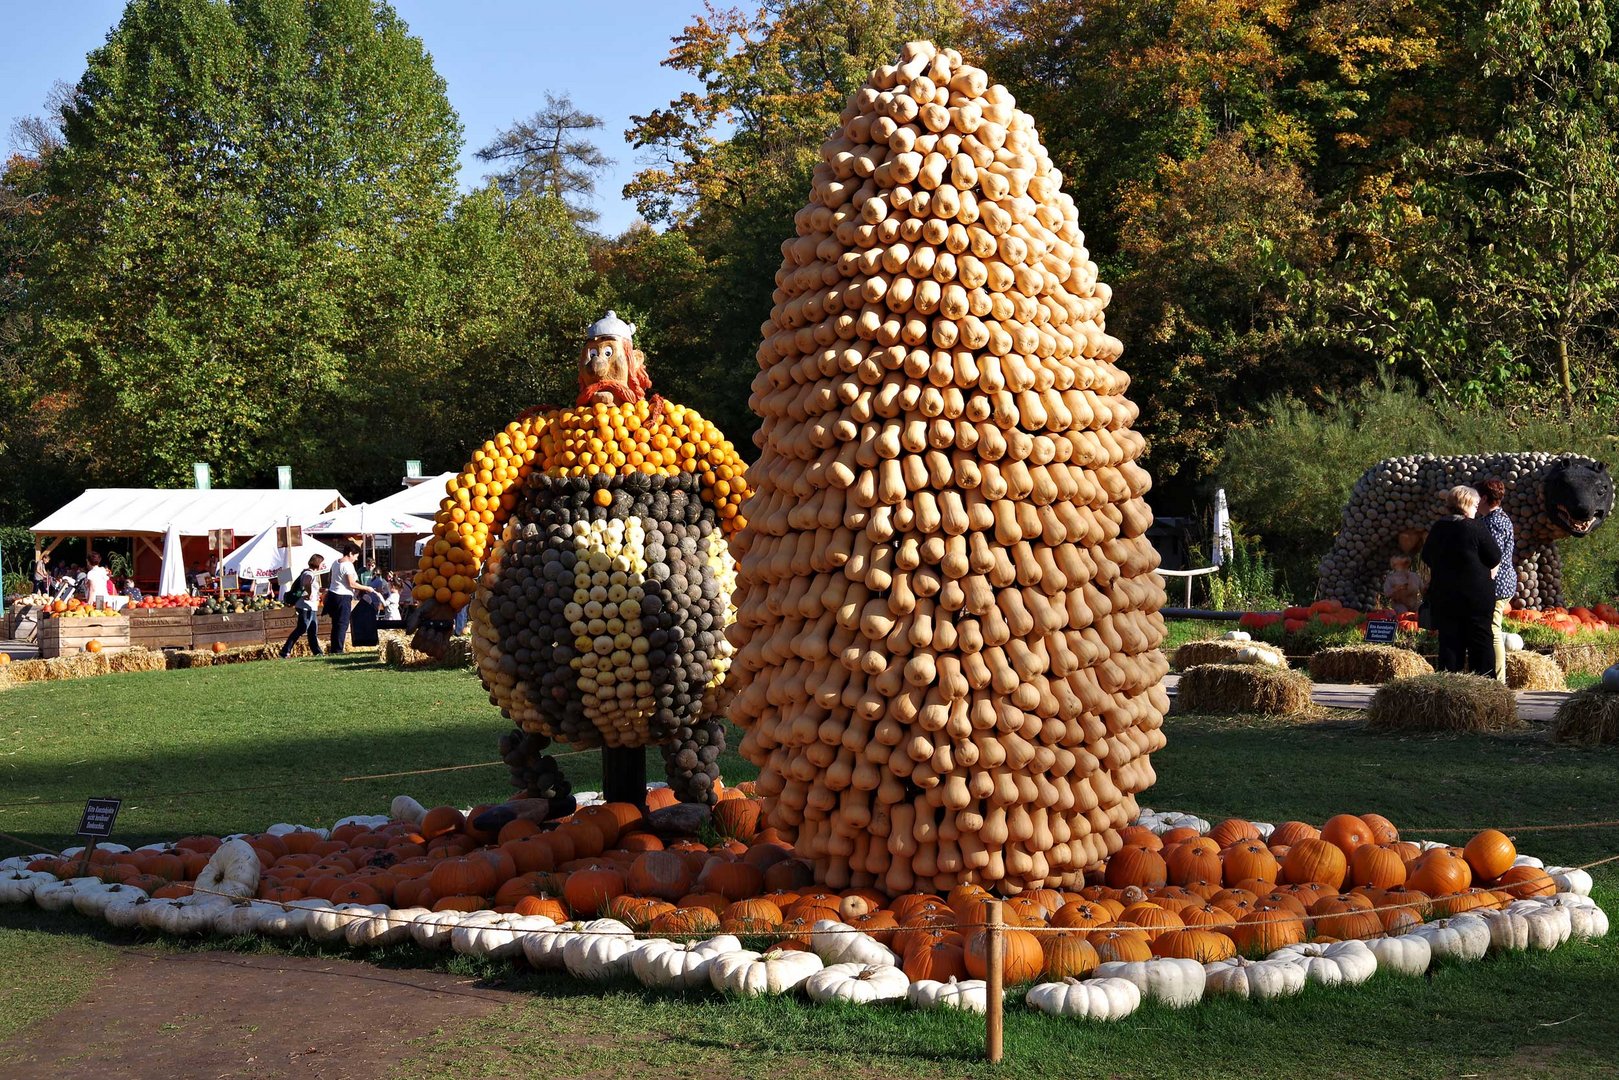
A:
[[1, 647, 1617, 1078]]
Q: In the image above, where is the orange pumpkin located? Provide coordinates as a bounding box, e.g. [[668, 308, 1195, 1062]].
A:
[[904, 940, 968, 982], [1463, 829, 1517, 881], [1104, 844, 1168, 889], [1349, 844, 1407, 889], [1407, 848, 1472, 895], [1282, 838, 1348, 889], [1089, 927, 1153, 964], [1230, 908, 1306, 956], [1320, 814, 1374, 857], [561, 866, 626, 917], [1359, 812, 1400, 844], [963, 926, 1044, 984], [1491, 865, 1556, 899], [1221, 841, 1280, 886], [1041, 932, 1101, 978], [1151, 928, 1236, 963]]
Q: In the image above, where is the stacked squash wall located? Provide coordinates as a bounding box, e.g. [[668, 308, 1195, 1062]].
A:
[[726, 42, 1169, 893]]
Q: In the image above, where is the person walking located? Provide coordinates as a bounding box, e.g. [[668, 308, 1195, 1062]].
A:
[[280, 554, 326, 657], [1422, 485, 1502, 675], [32, 552, 52, 595], [1478, 479, 1517, 682], [324, 543, 378, 654]]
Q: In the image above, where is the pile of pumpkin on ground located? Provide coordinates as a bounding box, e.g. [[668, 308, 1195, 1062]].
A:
[[1, 798, 1607, 1018]]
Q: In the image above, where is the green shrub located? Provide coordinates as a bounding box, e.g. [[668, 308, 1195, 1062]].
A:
[[1202, 529, 1292, 611], [1220, 377, 1619, 603]]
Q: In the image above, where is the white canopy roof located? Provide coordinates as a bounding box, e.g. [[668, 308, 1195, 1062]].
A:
[[366, 474, 454, 520], [221, 523, 343, 581], [33, 488, 347, 539], [303, 503, 434, 535]]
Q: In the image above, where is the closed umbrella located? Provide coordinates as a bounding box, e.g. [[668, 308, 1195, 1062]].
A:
[[158, 525, 188, 596]]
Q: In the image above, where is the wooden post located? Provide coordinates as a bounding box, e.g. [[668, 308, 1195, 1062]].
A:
[[983, 897, 1005, 1064]]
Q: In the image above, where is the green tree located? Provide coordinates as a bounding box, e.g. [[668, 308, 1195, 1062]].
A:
[[28, 0, 462, 492], [1316, 0, 1619, 417], [623, 0, 963, 447], [477, 92, 612, 225]]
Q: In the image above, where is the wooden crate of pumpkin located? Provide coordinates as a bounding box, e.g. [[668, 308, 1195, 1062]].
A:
[[38, 616, 131, 658]]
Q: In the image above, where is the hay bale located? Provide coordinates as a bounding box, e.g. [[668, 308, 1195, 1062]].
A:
[[1548, 641, 1619, 677], [1309, 645, 1433, 685], [1172, 639, 1285, 671], [167, 649, 215, 669], [105, 647, 168, 675], [383, 632, 473, 670], [8, 658, 48, 684], [1551, 687, 1619, 746], [45, 653, 110, 680], [1365, 674, 1523, 734], [1174, 664, 1313, 716], [1505, 650, 1566, 691]]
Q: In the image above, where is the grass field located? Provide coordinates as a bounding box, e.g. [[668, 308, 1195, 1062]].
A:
[[1, 645, 1617, 1078]]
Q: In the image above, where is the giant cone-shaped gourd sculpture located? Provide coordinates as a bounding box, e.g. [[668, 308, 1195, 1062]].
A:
[[727, 41, 1169, 893]]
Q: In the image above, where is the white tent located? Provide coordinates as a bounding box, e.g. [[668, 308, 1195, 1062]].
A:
[[303, 503, 434, 536], [158, 525, 188, 596], [33, 488, 347, 539], [366, 474, 454, 520], [222, 524, 342, 581]]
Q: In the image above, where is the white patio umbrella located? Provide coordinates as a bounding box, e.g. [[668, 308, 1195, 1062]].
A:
[[222, 523, 343, 581], [303, 503, 434, 535], [1212, 488, 1234, 568], [158, 525, 188, 596]]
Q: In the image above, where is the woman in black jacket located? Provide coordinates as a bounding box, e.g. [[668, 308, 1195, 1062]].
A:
[[1421, 486, 1502, 675]]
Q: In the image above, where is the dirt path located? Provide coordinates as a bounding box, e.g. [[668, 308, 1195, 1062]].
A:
[[0, 949, 520, 1080]]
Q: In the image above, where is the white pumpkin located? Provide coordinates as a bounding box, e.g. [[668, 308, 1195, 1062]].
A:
[[1407, 913, 1491, 963], [1547, 866, 1593, 896], [0, 854, 53, 872], [1483, 901, 1572, 952], [1268, 940, 1378, 987], [1550, 894, 1610, 939], [1221, 630, 1251, 642], [348, 906, 431, 947], [804, 962, 911, 1005], [264, 823, 328, 839], [306, 902, 387, 943], [632, 935, 742, 991], [1025, 976, 1142, 1021], [67, 881, 121, 917], [1235, 645, 1284, 668], [1503, 631, 1525, 652], [152, 896, 230, 935], [1092, 958, 1205, 1008], [257, 898, 325, 937], [709, 948, 825, 997], [33, 876, 98, 912], [390, 795, 427, 824], [1251, 821, 1275, 841], [0, 869, 53, 904], [409, 908, 470, 950], [452, 912, 533, 959], [1511, 854, 1545, 869], [562, 919, 639, 980], [103, 892, 156, 929], [810, 919, 897, 967], [906, 977, 988, 1013], [193, 839, 261, 900], [1365, 933, 1432, 977], [86, 884, 147, 919], [1203, 957, 1308, 1000], [212, 899, 271, 936], [520, 919, 592, 969]]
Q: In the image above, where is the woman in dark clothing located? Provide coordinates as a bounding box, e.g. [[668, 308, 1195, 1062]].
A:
[[1421, 485, 1503, 675]]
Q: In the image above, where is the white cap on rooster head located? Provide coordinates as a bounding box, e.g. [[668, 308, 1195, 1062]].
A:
[[577, 311, 650, 406]]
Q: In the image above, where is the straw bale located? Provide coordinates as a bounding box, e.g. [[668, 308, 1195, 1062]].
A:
[[1551, 686, 1619, 747], [1308, 645, 1432, 685], [105, 647, 168, 675], [1174, 664, 1313, 716], [1365, 673, 1522, 734], [7, 658, 49, 684], [1505, 650, 1566, 691], [1172, 639, 1284, 671], [167, 650, 215, 669]]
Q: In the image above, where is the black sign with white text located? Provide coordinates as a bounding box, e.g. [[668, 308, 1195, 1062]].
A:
[[76, 797, 121, 838]]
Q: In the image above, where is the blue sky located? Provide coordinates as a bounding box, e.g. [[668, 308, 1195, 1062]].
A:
[[0, 1, 709, 235]]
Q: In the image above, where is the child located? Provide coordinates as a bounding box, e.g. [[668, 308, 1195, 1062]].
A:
[[1381, 555, 1425, 616]]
